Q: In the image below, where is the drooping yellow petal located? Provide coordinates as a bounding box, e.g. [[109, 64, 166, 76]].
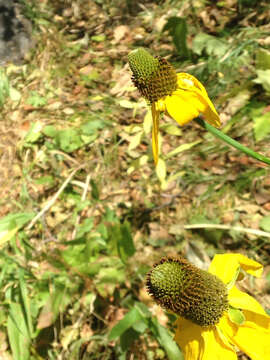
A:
[[208, 253, 263, 284], [229, 286, 269, 317], [219, 312, 270, 360], [236, 253, 263, 277], [177, 73, 221, 127], [164, 92, 200, 125], [151, 103, 160, 165], [174, 317, 237, 360], [177, 73, 209, 97]]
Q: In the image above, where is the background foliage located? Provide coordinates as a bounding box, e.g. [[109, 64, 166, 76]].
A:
[[0, 0, 270, 359]]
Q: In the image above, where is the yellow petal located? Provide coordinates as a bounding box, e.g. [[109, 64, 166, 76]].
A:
[[164, 92, 200, 125], [219, 312, 270, 360], [208, 253, 263, 284], [229, 286, 269, 317], [177, 73, 208, 97], [236, 253, 263, 277], [174, 317, 237, 360], [151, 103, 160, 165], [243, 310, 270, 330], [177, 73, 221, 127]]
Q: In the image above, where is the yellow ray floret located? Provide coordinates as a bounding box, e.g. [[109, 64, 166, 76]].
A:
[[152, 73, 220, 164]]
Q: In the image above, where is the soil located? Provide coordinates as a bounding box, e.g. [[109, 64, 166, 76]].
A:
[[0, 0, 32, 65]]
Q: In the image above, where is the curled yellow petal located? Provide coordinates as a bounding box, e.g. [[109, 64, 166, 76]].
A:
[[208, 253, 263, 284], [229, 286, 269, 317], [174, 317, 237, 360], [164, 93, 200, 125], [177, 73, 221, 127], [235, 253, 263, 277], [219, 313, 270, 360]]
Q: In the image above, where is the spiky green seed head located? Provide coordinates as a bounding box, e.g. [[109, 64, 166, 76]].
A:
[[146, 257, 228, 327], [128, 48, 178, 103]]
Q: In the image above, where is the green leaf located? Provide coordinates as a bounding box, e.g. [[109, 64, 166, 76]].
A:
[[76, 217, 94, 238], [120, 327, 140, 351], [108, 307, 144, 340], [253, 111, 270, 142], [57, 129, 83, 153], [109, 222, 136, 263], [166, 140, 201, 158], [161, 124, 182, 136], [0, 212, 35, 246], [260, 215, 270, 232], [7, 302, 31, 360], [90, 179, 99, 200], [155, 158, 166, 183], [34, 175, 54, 185], [91, 34, 106, 42], [18, 269, 33, 338], [9, 86, 21, 101], [26, 91, 47, 107], [81, 119, 106, 134], [149, 318, 184, 360], [192, 33, 228, 57], [0, 69, 10, 106], [51, 283, 72, 321], [44, 126, 85, 152], [118, 222, 136, 261], [253, 69, 270, 93], [256, 48, 270, 70], [228, 307, 245, 325], [24, 121, 43, 143], [132, 320, 148, 333], [163, 17, 189, 58], [43, 125, 58, 137], [128, 131, 143, 151]]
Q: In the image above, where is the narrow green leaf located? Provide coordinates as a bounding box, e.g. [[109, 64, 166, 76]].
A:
[[108, 308, 143, 340], [7, 303, 31, 360], [149, 318, 184, 360], [166, 140, 201, 158], [163, 17, 189, 58], [18, 268, 33, 338], [119, 222, 135, 259]]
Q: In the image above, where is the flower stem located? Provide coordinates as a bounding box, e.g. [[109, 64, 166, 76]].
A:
[[195, 118, 270, 166]]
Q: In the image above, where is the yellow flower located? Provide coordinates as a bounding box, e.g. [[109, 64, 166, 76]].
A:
[[128, 49, 221, 164], [174, 253, 270, 360]]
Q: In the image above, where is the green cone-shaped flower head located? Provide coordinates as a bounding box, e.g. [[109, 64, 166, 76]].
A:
[[128, 48, 178, 103], [146, 257, 228, 326]]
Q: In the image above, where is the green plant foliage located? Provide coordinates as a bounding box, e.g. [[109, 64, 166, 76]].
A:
[[256, 48, 270, 70], [26, 91, 48, 107], [42, 120, 107, 153], [0, 212, 34, 245], [163, 17, 189, 58], [1, 0, 270, 359], [254, 69, 270, 93], [260, 216, 270, 232], [192, 33, 229, 58]]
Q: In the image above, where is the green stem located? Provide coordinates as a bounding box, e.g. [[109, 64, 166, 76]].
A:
[[195, 118, 270, 166]]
